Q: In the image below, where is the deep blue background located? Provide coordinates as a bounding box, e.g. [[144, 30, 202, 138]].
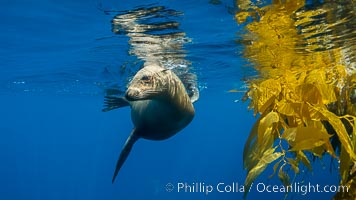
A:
[[0, 0, 339, 199]]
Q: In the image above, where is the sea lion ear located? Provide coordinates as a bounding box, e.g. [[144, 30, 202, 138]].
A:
[[161, 69, 170, 73]]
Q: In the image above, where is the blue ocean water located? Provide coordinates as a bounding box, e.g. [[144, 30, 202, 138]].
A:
[[0, 0, 340, 200]]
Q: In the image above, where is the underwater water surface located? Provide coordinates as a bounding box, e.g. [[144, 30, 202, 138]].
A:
[[0, 0, 346, 199]]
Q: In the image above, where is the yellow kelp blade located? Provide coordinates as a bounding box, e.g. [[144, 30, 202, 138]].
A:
[[282, 126, 332, 151], [254, 79, 281, 114], [296, 151, 312, 171], [311, 106, 356, 161], [243, 112, 279, 171], [244, 147, 283, 198], [257, 111, 279, 146]]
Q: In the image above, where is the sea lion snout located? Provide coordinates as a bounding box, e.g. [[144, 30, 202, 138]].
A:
[[125, 88, 142, 101]]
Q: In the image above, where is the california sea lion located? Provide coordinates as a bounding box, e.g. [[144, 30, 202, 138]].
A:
[[103, 64, 195, 183]]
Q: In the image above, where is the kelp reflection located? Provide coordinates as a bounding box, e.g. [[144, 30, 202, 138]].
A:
[[235, 0, 356, 199]]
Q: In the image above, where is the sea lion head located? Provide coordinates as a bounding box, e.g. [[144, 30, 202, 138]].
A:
[[125, 65, 172, 101]]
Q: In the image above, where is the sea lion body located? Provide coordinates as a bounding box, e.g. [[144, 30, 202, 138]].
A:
[[131, 99, 193, 140], [103, 64, 195, 183], [128, 65, 194, 140]]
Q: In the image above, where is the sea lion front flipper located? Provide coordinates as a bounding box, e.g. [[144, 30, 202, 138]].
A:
[[112, 129, 139, 183], [102, 96, 130, 112], [181, 73, 199, 103]]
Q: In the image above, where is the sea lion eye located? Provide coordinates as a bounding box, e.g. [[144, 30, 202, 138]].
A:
[[141, 75, 151, 81]]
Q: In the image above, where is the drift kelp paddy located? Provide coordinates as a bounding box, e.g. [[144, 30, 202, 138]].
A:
[[235, 0, 356, 199]]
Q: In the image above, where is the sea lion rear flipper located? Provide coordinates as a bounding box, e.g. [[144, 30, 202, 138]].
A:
[[102, 96, 130, 112], [112, 129, 139, 183]]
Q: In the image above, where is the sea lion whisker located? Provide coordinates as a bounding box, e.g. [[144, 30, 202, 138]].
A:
[[143, 90, 162, 96]]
